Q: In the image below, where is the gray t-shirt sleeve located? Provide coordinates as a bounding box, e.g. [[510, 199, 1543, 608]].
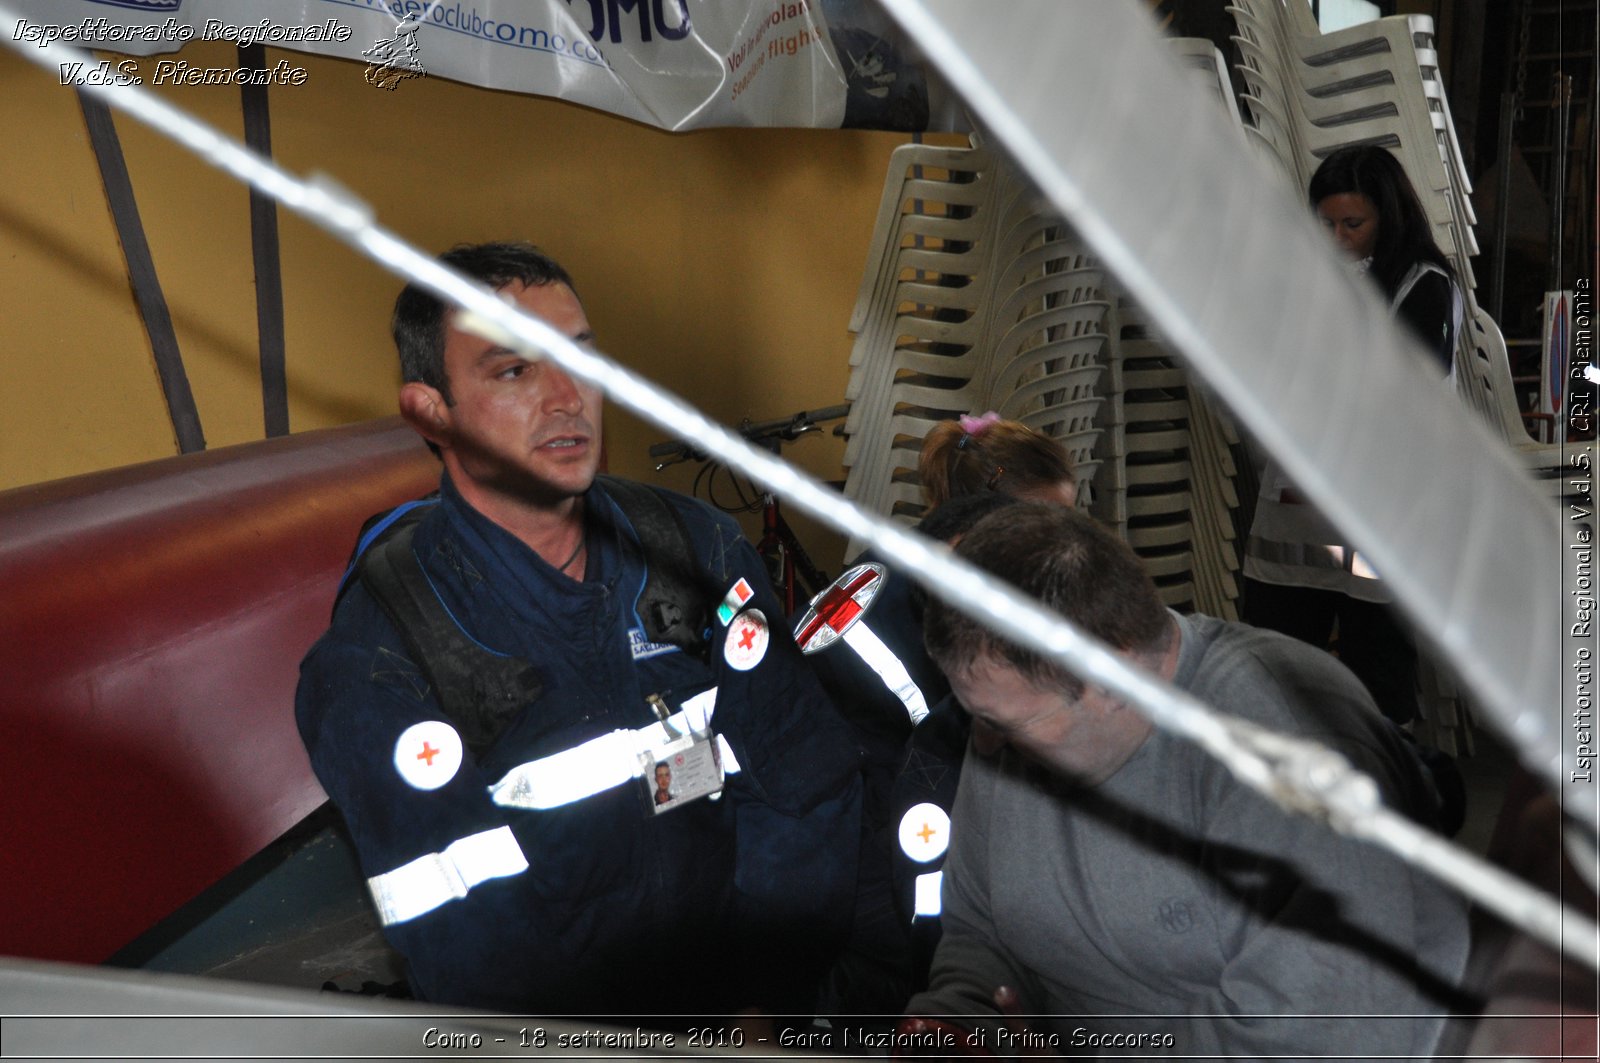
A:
[[1168, 755, 1458, 1059]]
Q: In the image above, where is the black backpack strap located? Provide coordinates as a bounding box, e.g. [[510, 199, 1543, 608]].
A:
[[358, 523, 543, 758], [598, 475, 715, 657], [334, 494, 439, 608]]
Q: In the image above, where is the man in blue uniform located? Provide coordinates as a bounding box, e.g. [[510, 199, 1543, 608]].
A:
[[798, 493, 1018, 996], [296, 243, 863, 1016]]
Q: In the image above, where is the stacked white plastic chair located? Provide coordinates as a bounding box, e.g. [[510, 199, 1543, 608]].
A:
[[840, 42, 1247, 624], [1229, 0, 1478, 280], [1097, 40, 1251, 620], [839, 133, 1112, 541], [1091, 295, 1244, 620]]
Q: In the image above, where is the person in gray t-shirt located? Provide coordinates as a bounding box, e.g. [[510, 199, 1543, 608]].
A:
[[907, 503, 1468, 1059]]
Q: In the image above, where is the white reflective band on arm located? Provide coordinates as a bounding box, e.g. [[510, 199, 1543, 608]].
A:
[[914, 870, 944, 919], [679, 687, 718, 731], [716, 734, 742, 774], [489, 688, 737, 811], [842, 621, 930, 724], [367, 825, 529, 926]]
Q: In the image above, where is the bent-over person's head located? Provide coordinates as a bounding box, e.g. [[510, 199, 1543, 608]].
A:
[[924, 503, 1171, 781], [1308, 145, 1452, 299]]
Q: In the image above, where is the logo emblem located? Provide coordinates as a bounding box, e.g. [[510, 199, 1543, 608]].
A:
[[724, 608, 769, 671], [897, 802, 951, 863], [393, 720, 462, 790], [794, 563, 885, 654], [1157, 898, 1195, 934], [364, 16, 425, 90]]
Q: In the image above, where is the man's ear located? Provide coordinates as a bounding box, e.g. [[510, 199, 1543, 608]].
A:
[[399, 382, 451, 449]]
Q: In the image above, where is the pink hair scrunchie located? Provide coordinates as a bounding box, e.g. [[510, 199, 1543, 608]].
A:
[[956, 411, 1001, 448], [960, 409, 998, 435], [958, 411, 1001, 435]]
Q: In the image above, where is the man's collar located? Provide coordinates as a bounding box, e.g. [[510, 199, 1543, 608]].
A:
[[434, 471, 605, 579], [1167, 609, 1201, 689]]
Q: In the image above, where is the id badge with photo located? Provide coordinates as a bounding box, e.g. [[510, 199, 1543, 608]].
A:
[[642, 731, 723, 814]]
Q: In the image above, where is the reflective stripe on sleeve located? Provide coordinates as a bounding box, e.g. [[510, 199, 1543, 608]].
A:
[[489, 728, 643, 810], [842, 621, 930, 724], [489, 688, 737, 811], [716, 734, 742, 774], [913, 870, 944, 919], [366, 825, 529, 926]]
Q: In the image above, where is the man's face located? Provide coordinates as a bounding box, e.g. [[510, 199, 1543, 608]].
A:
[[427, 281, 602, 505], [948, 654, 1149, 784]]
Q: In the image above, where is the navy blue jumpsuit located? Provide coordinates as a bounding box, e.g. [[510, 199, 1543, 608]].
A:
[[296, 475, 863, 1014]]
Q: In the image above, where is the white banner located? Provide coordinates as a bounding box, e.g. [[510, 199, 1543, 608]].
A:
[[7, 0, 950, 130]]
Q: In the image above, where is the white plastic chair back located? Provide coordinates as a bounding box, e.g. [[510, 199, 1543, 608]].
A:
[[842, 46, 1249, 618]]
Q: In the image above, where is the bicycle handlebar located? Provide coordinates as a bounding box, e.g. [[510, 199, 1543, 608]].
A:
[[650, 403, 849, 466], [738, 403, 850, 444], [648, 438, 699, 460]]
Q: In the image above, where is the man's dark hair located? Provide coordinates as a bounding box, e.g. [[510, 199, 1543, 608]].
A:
[[902, 494, 1027, 613], [924, 502, 1170, 696], [392, 242, 577, 403], [916, 491, 1022, 545]]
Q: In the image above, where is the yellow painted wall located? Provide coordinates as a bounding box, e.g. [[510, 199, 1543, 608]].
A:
[[1, 38, 941, 568]]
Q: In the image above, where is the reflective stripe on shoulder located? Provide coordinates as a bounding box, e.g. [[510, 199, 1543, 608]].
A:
[[914, 870, 943, 919], [842, 621, 930, 724], [489, 688, 737, 811], [1390, 260, 1447, 312], [366, 825, 528, 926]]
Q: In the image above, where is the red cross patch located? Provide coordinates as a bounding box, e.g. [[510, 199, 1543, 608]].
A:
[[723, 608, 769, 672], [898, 802, 952, 863], [393, 720, 463, 791]]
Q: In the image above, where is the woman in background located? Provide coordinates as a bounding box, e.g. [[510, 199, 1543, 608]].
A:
[[1243, 145, 1464, 727], [1308, 144, 1463, 377], [918, 412, 1078, 510]]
